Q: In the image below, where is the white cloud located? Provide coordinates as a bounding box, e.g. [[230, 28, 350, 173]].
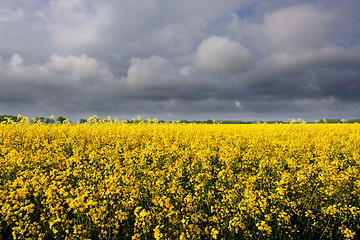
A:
[[227, 14, 262, 41], [0, 7, 25, 23], [0, 53, 115, 84], [235, 101, 242, 109], [263, 4, 332, 51], [180, 66, 193, 76], [126, 55, 177, 86], [37, 0, 111, 49], [10, 54, 24, 68], [193, 36, 254, 74], [45, 54, 113, 81]]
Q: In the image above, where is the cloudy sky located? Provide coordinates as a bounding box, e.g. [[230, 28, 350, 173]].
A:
[[1, 0, 360, 121]]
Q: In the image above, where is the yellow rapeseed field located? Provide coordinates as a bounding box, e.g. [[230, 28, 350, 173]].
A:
[[0, 117, 359, 239]]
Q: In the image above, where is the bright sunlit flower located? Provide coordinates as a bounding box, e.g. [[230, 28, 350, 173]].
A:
[[1, 120, 359, 239]]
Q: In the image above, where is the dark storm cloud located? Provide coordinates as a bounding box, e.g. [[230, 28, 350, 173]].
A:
[[0, 0, 360, 121]]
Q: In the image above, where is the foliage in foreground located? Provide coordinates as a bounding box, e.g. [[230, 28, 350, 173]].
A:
[[0, 121, 360, 239]]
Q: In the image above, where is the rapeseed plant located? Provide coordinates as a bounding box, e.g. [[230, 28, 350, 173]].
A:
[[0, 120, 359, 239]]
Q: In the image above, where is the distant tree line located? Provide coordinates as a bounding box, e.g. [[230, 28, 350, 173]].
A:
[[346, 119, 360, 123], [319, 118, 360, 123], [31, 117, 55, 124], [1, 115, 360, 124], [179, 119, 285, 124], [182, 119, 360, 124], [319, 118, 341, 123], [32, 116, 68, 124], [0, 115, 69, 124], [0, 115, 18, 122]]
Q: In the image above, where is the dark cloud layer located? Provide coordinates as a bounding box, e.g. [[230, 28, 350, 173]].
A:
[[1, 0, 360, 121]]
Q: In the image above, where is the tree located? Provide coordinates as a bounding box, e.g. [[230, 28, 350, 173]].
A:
[[0, 115, 18, 123], [31, 117, 46, 123], [79, 119, 87, 124], [179, 120, 190, 123], [45, 118, 55, 124], [56, 116, 66, 124], [348, 119, 360, 123], [320, 118, 341, 123]]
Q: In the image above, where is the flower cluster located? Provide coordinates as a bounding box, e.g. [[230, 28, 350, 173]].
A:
[[0, 120, 359, 239]]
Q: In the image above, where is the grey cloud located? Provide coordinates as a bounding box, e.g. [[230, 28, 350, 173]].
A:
[[81, 0, 248, 60], [263, 4, 332, 51], [242, 45, 360, 91], [0, 1, 360, 121]]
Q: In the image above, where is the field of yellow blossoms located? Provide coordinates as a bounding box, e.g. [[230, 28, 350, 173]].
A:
[[1, 117, 360, 239]]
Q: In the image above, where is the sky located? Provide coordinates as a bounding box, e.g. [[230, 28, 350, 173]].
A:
[[1, 0, 360, 122]]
